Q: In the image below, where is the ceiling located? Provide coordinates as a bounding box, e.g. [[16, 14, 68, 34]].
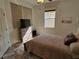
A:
[[25, 0, 62, 5]]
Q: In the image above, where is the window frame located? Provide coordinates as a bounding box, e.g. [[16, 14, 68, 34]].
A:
[[44, 9, 56, 28]]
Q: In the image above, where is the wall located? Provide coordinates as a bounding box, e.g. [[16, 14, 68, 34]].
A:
[[9, 0, 33, 8], [55, 0, 79, 36], [0, 0, 34, 58], [32, 0, 79, 36], [0, 0, 12, 58]]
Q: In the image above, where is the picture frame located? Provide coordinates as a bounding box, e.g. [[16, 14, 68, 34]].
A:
[[61, 17, 73, 24]]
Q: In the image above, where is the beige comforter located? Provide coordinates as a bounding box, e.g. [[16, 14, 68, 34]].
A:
[[25, 34, 72, 59]]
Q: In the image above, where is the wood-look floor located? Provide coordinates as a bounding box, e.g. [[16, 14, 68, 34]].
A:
[[2, 43, 42, 59]]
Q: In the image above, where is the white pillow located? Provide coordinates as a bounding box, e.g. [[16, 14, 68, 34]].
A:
[[70, 42, 79, 58], [70, 42, 79, 55]]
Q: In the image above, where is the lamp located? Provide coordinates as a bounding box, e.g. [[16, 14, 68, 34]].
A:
[[37, 0, 44, 4]]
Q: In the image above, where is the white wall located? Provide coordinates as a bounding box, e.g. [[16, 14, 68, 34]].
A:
[[32, 0, 79, 36], [55, 0, 79, 36], [0, 0, 34, 58], [9, 0, 33, 8], [0, 0, 12, 58]]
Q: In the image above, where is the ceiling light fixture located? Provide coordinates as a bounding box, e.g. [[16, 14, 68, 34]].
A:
[[37, 0, 44, 4]]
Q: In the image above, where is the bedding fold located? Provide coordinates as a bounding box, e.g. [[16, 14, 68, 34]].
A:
[[25, 34, 72, 59]]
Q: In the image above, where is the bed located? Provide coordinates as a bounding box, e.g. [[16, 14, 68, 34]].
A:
[[25, 34, 72, 59]]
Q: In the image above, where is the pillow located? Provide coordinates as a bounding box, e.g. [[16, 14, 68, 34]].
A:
[[64, 33, 78, 46], [70, 42, 79, 55], [70, 42, 79, 58]]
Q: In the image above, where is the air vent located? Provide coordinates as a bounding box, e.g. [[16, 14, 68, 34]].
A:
[[48, 0, 52, 1]]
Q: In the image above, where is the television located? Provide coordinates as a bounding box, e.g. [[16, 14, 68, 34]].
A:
[[20, 19, 31, 28]]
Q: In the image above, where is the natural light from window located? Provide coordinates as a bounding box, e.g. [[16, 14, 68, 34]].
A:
[[44, 10, 56, 28]]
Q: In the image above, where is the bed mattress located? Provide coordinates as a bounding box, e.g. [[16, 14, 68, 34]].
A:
[[25, 34, 72, 59]]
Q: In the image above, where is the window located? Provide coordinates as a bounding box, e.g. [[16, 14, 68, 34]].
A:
[[44, 10, 56, 28]]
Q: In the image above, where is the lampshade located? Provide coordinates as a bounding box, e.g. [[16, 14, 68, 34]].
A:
[[37, 0, 44, 3]]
